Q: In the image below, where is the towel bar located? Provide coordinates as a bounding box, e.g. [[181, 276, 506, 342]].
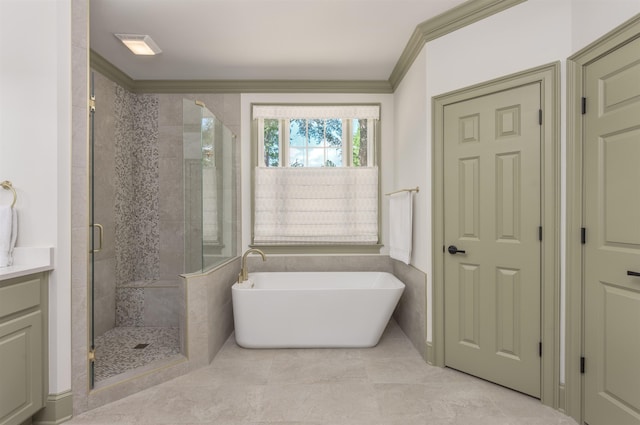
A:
[[385, 186, 419, 196], [1, 181, 16, 208]]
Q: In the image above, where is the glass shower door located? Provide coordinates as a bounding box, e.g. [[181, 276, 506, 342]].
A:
[[88, 72, 104, 389], [89, 71, 96, 388]]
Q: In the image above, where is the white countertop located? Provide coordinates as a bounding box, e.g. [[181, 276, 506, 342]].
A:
[[0, 247, 54, 281]]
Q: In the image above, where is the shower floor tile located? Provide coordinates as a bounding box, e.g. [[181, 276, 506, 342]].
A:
[[94, 326, 180, 382]]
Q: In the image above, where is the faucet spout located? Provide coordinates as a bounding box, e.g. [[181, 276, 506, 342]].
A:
[[239, 248, 266, 283]]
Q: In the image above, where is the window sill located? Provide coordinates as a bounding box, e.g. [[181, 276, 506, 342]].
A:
[[249, 244, 383, 255]]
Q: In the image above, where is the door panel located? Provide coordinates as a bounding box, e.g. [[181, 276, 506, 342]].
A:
[[459, 157, 480, 238], [458, 263, 480, 348], [603, 129, 640, 245], [496, 152, 521, 241], [583, 36, 640, 425], [444, 83, 541, 397], [496, 267, 521, 360]]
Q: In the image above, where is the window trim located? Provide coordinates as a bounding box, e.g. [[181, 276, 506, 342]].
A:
[[248, 243, 384, 255], [251, 103, 383, 254]]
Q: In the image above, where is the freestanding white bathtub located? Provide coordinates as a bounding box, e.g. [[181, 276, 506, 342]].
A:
[[231, 271, 405, 348]]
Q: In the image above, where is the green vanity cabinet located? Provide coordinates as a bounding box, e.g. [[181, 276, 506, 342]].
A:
[[0, 273, 47, 425]]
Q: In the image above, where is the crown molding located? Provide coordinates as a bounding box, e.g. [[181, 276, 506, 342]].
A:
[[90, 50, 135, 91], [133, 78, 393, 94], [90, 0, 526, 94], [389, 0, 526, 90]]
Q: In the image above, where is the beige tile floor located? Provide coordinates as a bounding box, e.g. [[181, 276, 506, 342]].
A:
[[67, 320, 577, 425]]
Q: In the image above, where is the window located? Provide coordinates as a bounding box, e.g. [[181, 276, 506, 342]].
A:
[[261, 118, 373, 167], [255, 105, 377, 168], [252, 104, 381, 247]]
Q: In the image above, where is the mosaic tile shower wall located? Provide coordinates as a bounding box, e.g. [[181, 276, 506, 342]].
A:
[[114, 85, 135, 288], [113, 86, 161, 326], [114, 88, 160, 286], [131, 94, 160, 281], [115, 287, 144, 326]]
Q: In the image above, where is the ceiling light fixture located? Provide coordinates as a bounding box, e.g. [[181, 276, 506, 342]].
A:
[[115, 34, 162, 56]]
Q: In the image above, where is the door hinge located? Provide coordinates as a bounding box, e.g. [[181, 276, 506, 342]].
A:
[[538, 109, 543, 125], [538, 226, 543, 241], [89, 347, 96, 363], [581, 97, 587, 115], [580, 356, 586, 374], [89, 95, 96, 113], [539, 342, 542, 357], [581, 227, 587, 244]]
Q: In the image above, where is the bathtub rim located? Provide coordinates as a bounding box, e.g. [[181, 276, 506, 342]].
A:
[[232, 271, 405, 291]]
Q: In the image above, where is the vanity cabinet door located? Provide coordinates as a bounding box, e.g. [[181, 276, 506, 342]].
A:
[[0, 276, 45, 425]]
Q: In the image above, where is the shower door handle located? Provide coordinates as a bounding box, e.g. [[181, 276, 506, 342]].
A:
[[90, 223, 104, 254]]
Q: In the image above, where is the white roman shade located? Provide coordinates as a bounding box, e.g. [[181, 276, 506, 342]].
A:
[[252, 104, 380, 120], [254, 166, 379, 244]]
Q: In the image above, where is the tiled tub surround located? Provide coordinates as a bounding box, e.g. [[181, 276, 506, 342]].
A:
[[392, 259, 428, 359], [246, 254, 393, 274], [184, 257, 241, 369]]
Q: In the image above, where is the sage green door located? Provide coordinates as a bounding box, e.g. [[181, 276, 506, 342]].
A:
[[443, 82, 541, 397], [583, 36, 640, 425]]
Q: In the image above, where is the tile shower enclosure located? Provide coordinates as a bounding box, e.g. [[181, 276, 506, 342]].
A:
[[92, 72, 183, 335]]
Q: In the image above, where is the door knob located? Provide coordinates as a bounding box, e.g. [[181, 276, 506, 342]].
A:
[[448, 245, 466, 255]]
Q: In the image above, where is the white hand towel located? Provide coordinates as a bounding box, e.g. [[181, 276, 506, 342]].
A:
[[0, 206, 17, 267], [389, 191, 413, 265]]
